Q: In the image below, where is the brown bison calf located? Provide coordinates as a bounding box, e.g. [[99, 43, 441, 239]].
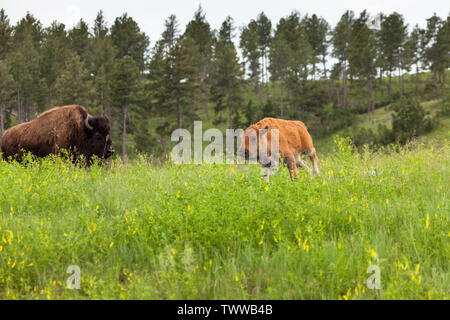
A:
[[1, 105, 114, 162], [239, 117, 319, 181]]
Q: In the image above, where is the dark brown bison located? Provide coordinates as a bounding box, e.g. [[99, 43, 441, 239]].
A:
[[1, 105, 114, 162]]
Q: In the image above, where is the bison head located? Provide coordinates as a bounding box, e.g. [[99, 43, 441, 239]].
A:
[[238, 125, 269, 162], [84, 115, 114, 159]]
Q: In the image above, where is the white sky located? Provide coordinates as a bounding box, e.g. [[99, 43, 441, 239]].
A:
[[1, 0, 448, 46]]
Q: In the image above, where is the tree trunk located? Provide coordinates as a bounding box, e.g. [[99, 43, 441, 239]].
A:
[[159, 117, 166, 160], [388, 70, 392, 101], [176, 101, 183, 152], [201, 71, 210, 121], [253, 65, 263, 108], [264, 54, 270, 101], [161, 136, 166, 160], [335, 82, 341, 109], [280, 78, 284, 118], [228, 79, 233, 129], [433, 69, 439, 99], [190, 104, 195, 134], [287, 88, 295, 115], [202, 83, 210, 121], [104, 100, 111, 119], [177, 101, 182, 130], [367, 71, 374, 116], [260, 55, 264, 82], [17, 88, 22, 124], [25, 104, 30, 122], [342, 62, 348, 109], [122, 104, 128, 163], [322, 57, 331, 101], [415, 63, 420, 93], [398, 54, 403, 99], [0, 103, 4, 138], [48, 86, 53, 108], [291, 92, 295, 115]]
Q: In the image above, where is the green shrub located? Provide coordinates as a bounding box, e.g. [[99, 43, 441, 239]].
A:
[[438, 84, 450, 117], [391, 97, 435, 144], [376, 123, 394, 146]]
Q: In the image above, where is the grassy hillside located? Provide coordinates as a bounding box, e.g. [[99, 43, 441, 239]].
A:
[[0, 137, 448, 299], [314, 98, 450, 155]]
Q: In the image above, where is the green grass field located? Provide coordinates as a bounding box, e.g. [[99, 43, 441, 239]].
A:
[[0, 135, 448, 299]]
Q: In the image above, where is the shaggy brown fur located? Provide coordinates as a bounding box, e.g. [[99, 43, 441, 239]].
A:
[[239, 117, 319, 181], [1, 105, 114, 162]]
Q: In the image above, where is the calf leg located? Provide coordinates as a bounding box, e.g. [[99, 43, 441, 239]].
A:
[[284, 153, 298, 181], [307, 148, 319, 176], [262, 166, 271, 182], [295, 153, 311, 173]]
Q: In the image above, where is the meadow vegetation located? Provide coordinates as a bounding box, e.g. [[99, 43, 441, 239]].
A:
[[0, 137, 448, 299]]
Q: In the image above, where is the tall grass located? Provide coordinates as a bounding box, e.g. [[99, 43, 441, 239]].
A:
[[0, 137, 448, 299]]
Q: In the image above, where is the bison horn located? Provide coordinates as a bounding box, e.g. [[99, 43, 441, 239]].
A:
[[85, 116, 94, 131]]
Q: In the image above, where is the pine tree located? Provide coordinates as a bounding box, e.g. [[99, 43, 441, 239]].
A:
[[0, 60, 15, 137], [148, 40, 170, 158], [332, 10, 354, 109], [93, 10, 108, 39], [111, 13, 149, 72], [10, 19, 42, 122], [435, 15, 449, 87], [269, 30, 290, 117], [184, 5, 214, 120], [408, 25, 422, 92], [150, 15, 199, 155], [256, 12, 272, 99], [211, 17, 244, 129], [275, 12, 312, 118], [0, 9, 13, 59], [425, 14, 448, 99], [91, 11, 116, 117], [167, 35, 200, 132], [54, 53, 92, 107], [110, 56, 141, 162], [349, 11, 378, 115], [69, 19, 91, 63], [305, 14, 330, 98], [40, 21, 70, 107], [13, 13, 43, 46], [240, 19, 263, 107], [379, 12, 407, 99]]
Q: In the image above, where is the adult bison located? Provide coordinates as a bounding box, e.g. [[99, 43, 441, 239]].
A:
[[1, 105, 114, 162], [239, 117, 319, 181]]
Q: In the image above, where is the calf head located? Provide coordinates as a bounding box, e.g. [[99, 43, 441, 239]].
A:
[[238, 125, 269, 162]]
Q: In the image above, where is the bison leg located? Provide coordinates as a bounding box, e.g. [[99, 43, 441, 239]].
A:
[[295, 154, 311, 173], [307, 148, 319, 176], [284, 154, 298, 181], [262, 166, 271, 182]]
